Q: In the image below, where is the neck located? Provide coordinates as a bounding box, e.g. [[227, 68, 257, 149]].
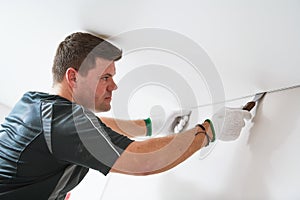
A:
[[51, 83, 74, 102]]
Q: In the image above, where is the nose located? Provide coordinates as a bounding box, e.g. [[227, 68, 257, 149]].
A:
[[108, 79, 118, 91]]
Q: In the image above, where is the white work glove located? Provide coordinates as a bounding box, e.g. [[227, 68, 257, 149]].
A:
[[148, 109, 191, 136], [208, 107, 252, 141]]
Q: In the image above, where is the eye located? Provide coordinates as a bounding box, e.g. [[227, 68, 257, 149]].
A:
[[100, 76, 110, 81], [99, 74, 113, 82]]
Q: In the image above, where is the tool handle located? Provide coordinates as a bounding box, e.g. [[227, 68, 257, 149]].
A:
[[242, 101, 255, 111]]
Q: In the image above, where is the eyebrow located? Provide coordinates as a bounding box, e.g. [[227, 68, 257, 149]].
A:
[[99, 73, 115, 77]]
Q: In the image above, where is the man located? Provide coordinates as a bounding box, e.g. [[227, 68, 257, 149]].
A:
[[0, 32, 251, 199]]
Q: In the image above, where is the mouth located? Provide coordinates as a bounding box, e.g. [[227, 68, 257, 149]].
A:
[[104, 97, 112, 101]]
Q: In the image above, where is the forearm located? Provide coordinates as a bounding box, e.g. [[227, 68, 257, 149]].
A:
[[110, 122, 211, 176], [99, 117, 146, 138]]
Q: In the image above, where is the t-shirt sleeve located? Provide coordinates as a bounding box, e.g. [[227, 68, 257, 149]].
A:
[[45, 103, 134, 175], [96, 117, 134, 150]]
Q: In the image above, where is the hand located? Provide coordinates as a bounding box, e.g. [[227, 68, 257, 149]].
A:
[[209, 107, 252, 141], [151, 109, 191, 136]]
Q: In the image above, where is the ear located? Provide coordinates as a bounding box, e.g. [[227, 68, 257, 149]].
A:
[[65, 68, 78, 88]]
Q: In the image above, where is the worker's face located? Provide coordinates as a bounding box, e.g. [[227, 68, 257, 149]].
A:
[[73, 57, 118, 112]]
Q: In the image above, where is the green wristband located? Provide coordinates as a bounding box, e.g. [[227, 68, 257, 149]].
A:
[[144, 118, 152, 137], [204, 119, 216, 142]]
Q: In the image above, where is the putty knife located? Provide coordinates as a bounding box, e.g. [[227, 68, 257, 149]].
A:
[[242, 92, 266, 111]]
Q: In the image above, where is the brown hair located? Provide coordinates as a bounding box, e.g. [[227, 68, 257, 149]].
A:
[[52, 32, 122, 84]]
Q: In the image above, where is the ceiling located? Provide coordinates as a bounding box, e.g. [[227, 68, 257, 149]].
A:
[[0, 0, 299, 110]]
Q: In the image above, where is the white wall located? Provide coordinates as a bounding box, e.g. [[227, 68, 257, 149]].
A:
[[1, 0, 300, 106], [1, 0, 300, 199]]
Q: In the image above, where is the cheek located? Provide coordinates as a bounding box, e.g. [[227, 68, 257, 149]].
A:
[[95, 84, 107, 97], [76, 79, 98, 98]]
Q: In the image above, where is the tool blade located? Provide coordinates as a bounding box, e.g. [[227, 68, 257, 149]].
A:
[[252, 92, 266, 102], [243, 92, 266, 111]]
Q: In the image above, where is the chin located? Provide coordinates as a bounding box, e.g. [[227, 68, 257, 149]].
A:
[[96, 105, 111, 113]]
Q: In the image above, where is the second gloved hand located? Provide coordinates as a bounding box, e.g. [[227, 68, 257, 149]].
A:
[[150, 109, 191, 136], [207, 107, 252, 141]]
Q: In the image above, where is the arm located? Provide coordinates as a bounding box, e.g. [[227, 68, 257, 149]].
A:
[[109, 107, 251, 176], [99, 117, 147, 138], [110, 121, 213, 176], [98, 109, 191, 138]]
